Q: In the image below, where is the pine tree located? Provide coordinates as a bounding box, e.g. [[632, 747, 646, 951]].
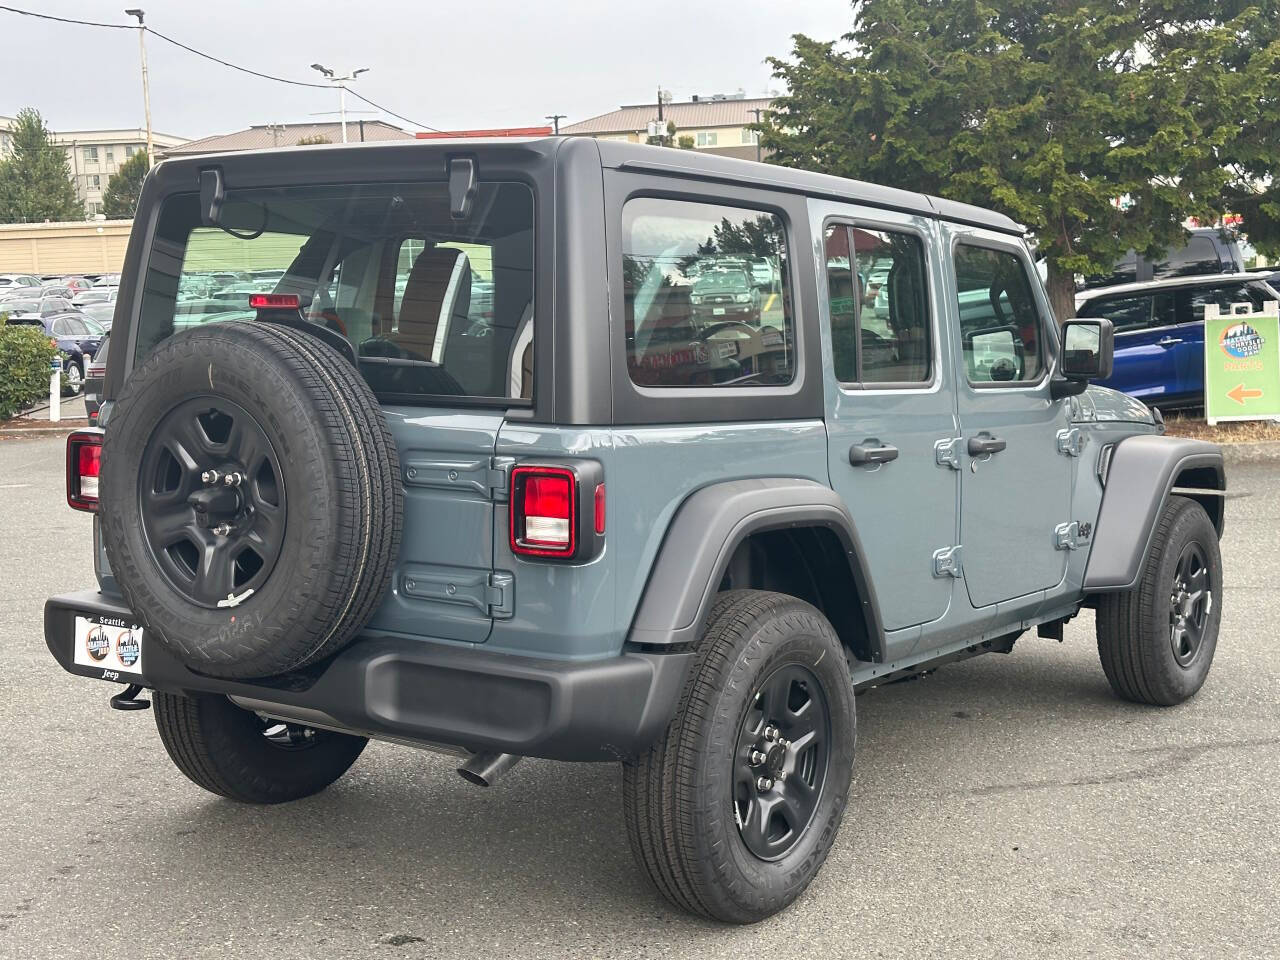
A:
[[0, 108, 82, 223], [102, 149, 150, 219], [759, 1, 1280, 323]]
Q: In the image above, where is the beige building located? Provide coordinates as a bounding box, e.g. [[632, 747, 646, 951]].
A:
[[561, 94, 773, 161], [0, 219, 133, 275], [0, 116, 189, 217]]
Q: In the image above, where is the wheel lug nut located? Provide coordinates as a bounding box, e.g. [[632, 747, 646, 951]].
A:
[[756, 777, 773, 791], [223, 472, 243, 487], [202, 469, 221, 485], [764, 725, 778, 741], [750, 750, 767, 766]]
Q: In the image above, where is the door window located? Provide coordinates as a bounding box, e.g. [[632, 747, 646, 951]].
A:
[[1078, 294, 1153, 333], [621, 197, 793, 388], [1186, 283, 1269, 321], [954, 244, 1045, 384], [824, 225, 930, 384]]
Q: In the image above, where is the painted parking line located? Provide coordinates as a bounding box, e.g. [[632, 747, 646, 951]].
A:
[[764, 293, 778, 312]]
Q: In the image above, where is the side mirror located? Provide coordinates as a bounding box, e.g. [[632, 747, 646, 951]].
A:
[[1061, 318, 1114, 381]]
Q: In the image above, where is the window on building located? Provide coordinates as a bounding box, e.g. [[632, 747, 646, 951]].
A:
[[84, 146, 98, 162], [954, 244, 1046, 384], [740, 128, 757, 145], [696, 131, 719, 147], [824, 225, 931, 384], [621, 197, 793, 388], [91, 175, 100, 188], [125, 145, 136, 157], [106, 149, 114, 163]]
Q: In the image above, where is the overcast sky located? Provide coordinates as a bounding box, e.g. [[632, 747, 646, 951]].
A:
[[1, 0, 854, 139]]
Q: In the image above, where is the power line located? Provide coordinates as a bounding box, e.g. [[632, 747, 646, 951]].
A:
[[0, 3, 441, 131]]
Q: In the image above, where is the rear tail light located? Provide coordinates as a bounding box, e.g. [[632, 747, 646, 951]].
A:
[[67, 429, 104, 512], [509, 463, 605, 561], [248, 293, 300, 310]]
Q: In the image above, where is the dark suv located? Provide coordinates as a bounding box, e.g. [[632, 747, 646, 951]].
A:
[[46, 139, 1225, 923]]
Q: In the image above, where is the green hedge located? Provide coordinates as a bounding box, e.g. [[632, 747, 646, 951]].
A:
[[0, 315, 59, 421]]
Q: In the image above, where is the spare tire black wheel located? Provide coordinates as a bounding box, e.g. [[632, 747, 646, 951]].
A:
[[100, 321, 401, 679]]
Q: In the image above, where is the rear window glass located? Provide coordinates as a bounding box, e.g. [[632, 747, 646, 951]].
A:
[[136, 181, 535, 403], [622, 197, 794, 388]]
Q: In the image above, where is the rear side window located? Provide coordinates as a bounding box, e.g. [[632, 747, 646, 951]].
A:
[[954, 244, 1045, 384], [824, 224, 930, 384], [622, 197, 794, 388], [1187, 283, 1269, 321], [135, 182, 535, 403]]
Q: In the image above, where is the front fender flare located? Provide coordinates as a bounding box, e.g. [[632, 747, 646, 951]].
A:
[[625, 478, 886, 658], [1084, 435, 1224, 592]]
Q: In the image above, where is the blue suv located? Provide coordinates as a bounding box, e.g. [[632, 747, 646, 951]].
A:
[[46, 139, 1226, 923], [1076, 274, 1278, 407]]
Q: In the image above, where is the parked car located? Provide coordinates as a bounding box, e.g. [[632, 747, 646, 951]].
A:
[[38, 284, 76, 300], [92, 273, 122, 288], [83, 333, 109, 422], [689, 267, 762, 324], [3, 303, 104, 394], [1076, 272, 1279, 407], [77, 299, 118, 331], [0, 273, 41, 290], [72, 287, 117, 306], [48, 139, 1224, 925], [1079, 227, 1245, 291]]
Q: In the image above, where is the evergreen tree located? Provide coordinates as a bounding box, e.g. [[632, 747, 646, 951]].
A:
[[101, 149, 150, 219], [759, 1, 1280, 323], [0, 108, 82, 223]]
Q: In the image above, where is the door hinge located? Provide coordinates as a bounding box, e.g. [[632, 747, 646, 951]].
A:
[[487, 456, 514, 501], [486, 571, 514, 619], [933, 545, 963, 578], [1054, 521, 1092, 551], [1056, 428, 1086, 458], [935, 437, 963, 470]]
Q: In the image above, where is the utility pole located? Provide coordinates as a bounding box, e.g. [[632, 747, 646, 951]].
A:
[[310, 64, 369, 143], [657, 84, 664, 122], [545, 114, 566, 135], [124, 9, 153, 167], [750, 107, 764, 163]]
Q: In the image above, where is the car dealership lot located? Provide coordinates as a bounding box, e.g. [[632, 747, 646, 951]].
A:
[[1, 433, 1276, 960]]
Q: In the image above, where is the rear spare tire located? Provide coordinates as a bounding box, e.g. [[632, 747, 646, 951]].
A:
[[100, 321, 401, 679]]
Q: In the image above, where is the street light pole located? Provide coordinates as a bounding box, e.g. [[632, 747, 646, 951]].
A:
[[545, 114, 566, 135], [310, 64, 369, 144], [124, 9, 153, 166]]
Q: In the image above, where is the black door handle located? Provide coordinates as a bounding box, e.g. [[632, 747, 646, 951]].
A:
[[849, 442, 900, 465], [967, 435, 1007, 456]]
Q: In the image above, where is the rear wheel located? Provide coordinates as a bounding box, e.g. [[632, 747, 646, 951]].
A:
[[622, 590, 856, 923], [153, 691, 366, 804], [62, 359, 83, 396], [1096, 496, 1222, 706]]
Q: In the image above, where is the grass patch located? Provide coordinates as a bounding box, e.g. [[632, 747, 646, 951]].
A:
[[1162, 411, 1280, 444]]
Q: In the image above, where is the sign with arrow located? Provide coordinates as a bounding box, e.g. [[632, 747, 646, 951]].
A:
[[1205, 301, 1280, 425]]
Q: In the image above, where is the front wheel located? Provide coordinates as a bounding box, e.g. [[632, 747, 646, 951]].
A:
[[153, 691, 367, 803], [623, 590, 856, 923], [1096, 496, 1223, 706], [62, 359, 83, 396]]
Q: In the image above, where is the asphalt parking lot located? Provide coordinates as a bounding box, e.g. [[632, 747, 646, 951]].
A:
[[1, 432, 1277, 960]]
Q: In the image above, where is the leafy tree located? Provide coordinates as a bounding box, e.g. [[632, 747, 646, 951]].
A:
[[759, 1, 1280, 323], [101, 149, 149, 219], [0, 108, 81, 224], [295, 134, 332, 145]]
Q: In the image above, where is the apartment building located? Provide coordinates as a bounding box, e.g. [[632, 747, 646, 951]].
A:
[[0, 116, 188, 217], [560, 92, 773, 161]]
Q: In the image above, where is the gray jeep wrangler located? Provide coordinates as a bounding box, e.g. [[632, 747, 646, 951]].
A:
[[47, 138, 1225, 923]]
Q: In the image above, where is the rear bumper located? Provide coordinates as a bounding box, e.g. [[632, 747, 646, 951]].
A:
[[45, 590, 691, 762]]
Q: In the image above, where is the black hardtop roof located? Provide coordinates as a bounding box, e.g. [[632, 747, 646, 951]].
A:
[[150, 136, 1026, 237]]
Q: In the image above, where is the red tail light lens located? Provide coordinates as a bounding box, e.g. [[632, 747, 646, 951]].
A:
[[511, 466, 575, 556], [248, 293, 300, 310], [594, 483, 606, 535], [66, 429, 104, 512]]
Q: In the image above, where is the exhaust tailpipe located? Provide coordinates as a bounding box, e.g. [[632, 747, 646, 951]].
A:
[[457, 751, 522, 787]]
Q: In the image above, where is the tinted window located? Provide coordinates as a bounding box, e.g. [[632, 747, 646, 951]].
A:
[[954, 244, 1045, 384], [64, 317, 89, 336], [824, 225, 930, 383], [1078, 294, 1153, 333], [50, 318, 70, 336], [1187, 283, 1269, 321], [1157, 236, 1222, 280], [137, 182, 536, 403], [622, 198, 793, 388]]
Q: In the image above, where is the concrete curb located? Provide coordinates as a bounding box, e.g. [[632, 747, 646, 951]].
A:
[[1219, 440, 1280, 465], [0, 421, 89, 439]]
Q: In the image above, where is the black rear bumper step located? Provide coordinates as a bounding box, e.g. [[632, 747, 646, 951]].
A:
[[45, 590, 691, 762]]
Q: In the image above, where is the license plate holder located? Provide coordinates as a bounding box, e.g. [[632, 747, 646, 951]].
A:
[[72, 614, 145, 682]]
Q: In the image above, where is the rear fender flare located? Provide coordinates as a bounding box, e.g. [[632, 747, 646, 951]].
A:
[[625, 478, 886, 659]]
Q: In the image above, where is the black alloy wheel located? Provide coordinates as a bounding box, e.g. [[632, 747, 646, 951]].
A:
[[733, 663, 830, 860], [1169, 541, 1212, 667], [138, 396, 286, 609]]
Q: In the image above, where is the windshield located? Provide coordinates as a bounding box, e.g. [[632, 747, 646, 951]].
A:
[[693, 272, 750, 292], [136, 181, 536, 403]]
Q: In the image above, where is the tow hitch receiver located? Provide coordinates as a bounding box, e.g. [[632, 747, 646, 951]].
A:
[[109, 683, 151, 711]]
